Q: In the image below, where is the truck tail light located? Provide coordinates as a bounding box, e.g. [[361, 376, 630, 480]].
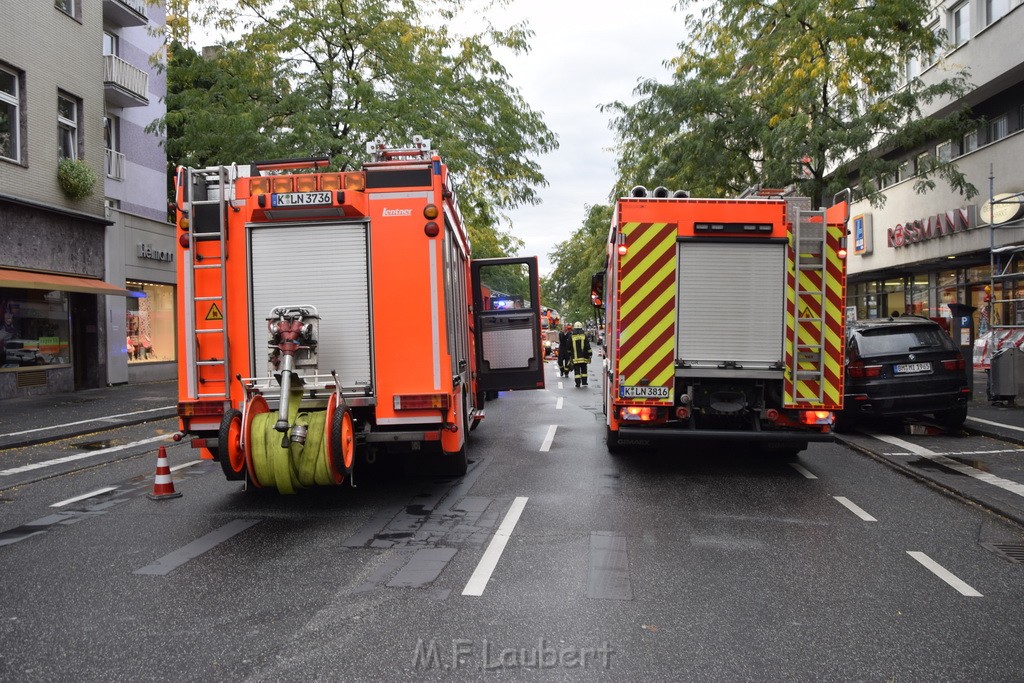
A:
[[620, 406, 655, 421], [272, 176, 293, 193], [320, 174, 341, 191], [177, 401, 225, 418], [394, 394, 450, 410], [800, 410, 833, 426]]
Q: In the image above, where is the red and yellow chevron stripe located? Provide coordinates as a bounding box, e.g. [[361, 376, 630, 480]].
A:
[[616, 222, 677, 405]]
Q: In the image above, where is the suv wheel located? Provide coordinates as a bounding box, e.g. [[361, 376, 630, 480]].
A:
[[935, 406, 968, 432], [833, 410, 857, 434]]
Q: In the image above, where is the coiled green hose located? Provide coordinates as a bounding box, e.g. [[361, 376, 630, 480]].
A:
[[250, 389, 333, 493]]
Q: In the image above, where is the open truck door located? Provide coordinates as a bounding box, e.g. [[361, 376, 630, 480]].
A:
[[471, 256, 545, 393]]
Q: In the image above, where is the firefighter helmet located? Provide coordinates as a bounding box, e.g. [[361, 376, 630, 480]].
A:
[[573, 321, 583, 330]]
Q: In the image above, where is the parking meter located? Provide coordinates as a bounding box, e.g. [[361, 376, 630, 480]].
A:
[[946, 302, 977, 394]]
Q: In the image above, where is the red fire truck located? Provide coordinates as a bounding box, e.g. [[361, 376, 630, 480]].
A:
[[173, 137, 544, 492], [595, 185, 849, 456]]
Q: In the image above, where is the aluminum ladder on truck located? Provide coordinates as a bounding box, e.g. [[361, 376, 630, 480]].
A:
[[790, 207, 828, 403], [183, 166, 232, 401]]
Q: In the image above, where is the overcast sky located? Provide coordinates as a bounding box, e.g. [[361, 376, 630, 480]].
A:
[[476, 0, 689, 275]]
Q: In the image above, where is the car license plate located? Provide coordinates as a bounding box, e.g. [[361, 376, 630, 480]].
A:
[[894, 362, 931, 374], [271, 191, 333, 207]]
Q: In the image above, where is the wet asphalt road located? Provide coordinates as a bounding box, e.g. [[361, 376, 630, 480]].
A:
[[2, 363, 1024, 681]]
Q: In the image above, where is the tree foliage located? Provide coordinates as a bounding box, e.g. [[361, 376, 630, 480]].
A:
[[156, 0, 557, 255], [606, 0, 978, 208], [545, 203, 613, 326]]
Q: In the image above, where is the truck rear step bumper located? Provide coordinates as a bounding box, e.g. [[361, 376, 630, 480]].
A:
[[617, 426, 833, 447]]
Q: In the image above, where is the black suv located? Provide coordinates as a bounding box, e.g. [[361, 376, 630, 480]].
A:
[[839, 316, 971, 431]]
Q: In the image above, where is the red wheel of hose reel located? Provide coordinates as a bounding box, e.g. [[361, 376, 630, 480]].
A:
[[326, 392, 354, 483], [242, 395, 269, 487], [217, 409, 245, 480]]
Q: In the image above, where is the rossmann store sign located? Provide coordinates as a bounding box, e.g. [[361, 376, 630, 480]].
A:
[[887, 205, 978, 249]]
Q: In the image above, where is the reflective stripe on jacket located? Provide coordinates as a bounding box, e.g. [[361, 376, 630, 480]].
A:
[[570, 332, 591, 363]]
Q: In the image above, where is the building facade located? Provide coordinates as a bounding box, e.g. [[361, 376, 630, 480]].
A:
[[0, 0, 171, 399], [846, 1, 1024, 352]]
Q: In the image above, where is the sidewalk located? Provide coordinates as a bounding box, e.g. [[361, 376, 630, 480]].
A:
[[0, 380, 178, 450]]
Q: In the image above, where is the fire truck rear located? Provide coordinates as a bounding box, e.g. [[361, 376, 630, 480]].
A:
[[173, 137, 544, 492], [597, 186, 850, 455]]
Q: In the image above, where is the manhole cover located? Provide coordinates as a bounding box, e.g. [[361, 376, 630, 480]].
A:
[[981, 542, 1024, 563]]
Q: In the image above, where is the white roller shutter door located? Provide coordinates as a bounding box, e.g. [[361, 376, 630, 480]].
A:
[[676, 241, 786, 366], [249, 222, 373, 389]]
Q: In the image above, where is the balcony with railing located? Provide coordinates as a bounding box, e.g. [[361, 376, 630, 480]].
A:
[[102, 0, 148, 27], [106, 148, 126, 181], [103, 54, 149, 107]]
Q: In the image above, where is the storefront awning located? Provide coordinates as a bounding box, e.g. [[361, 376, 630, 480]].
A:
[[0, 268, 133, 297]]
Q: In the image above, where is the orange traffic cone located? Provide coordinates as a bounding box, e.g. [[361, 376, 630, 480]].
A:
[[148, 445, 182, 500]]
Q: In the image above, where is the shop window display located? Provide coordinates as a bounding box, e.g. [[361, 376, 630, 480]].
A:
[[126, 282, 175, 363], [0, 289, 72, 370]]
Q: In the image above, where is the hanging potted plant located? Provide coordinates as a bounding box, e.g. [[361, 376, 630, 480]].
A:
[[57, 157, 96, 200]]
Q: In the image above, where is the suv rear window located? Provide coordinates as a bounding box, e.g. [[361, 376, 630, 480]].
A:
[[853, 324, 956, 358]]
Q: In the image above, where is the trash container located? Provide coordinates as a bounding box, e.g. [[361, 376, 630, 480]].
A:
[[988, 346, 1024, 402]]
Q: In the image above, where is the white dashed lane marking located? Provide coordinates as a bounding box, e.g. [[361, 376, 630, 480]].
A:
[[907, 551, 983, 597], [462, 496, 529, 597]]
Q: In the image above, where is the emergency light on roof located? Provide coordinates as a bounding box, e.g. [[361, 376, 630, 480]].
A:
[[248, 172, 365, 196]]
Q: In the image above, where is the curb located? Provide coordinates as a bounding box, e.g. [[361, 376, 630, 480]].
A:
[[836, 430, 1024, 531], [0, 409, 178, 451]]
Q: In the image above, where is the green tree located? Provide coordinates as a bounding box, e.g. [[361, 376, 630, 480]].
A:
[[607, 0, 978, 208], [160, 0, 556, 256], [546, 203, 613, 325], [154, 40, 302, 196]]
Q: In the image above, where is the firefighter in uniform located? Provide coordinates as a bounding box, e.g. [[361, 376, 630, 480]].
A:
[[570, 321, 592, 387], [557, 324, 573, 377]]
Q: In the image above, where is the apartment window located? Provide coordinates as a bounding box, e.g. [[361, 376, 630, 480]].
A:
[[915, 152, 931, 176], [921, 20, 941, 66], [962, 129, 978, 155], [103, 32, 119, 56], [104, 114, 124, 179], [55, 0, 74, 15], [905, 55, 921, 83], [988, 0, 1011, 24], [0, 65, 20, 163], [951, 2, 970, 47], [936, 140, 952, 162], [58, 93, 79, 160], [897, 160, 913, 182], [989, 113, 1008, 142]]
